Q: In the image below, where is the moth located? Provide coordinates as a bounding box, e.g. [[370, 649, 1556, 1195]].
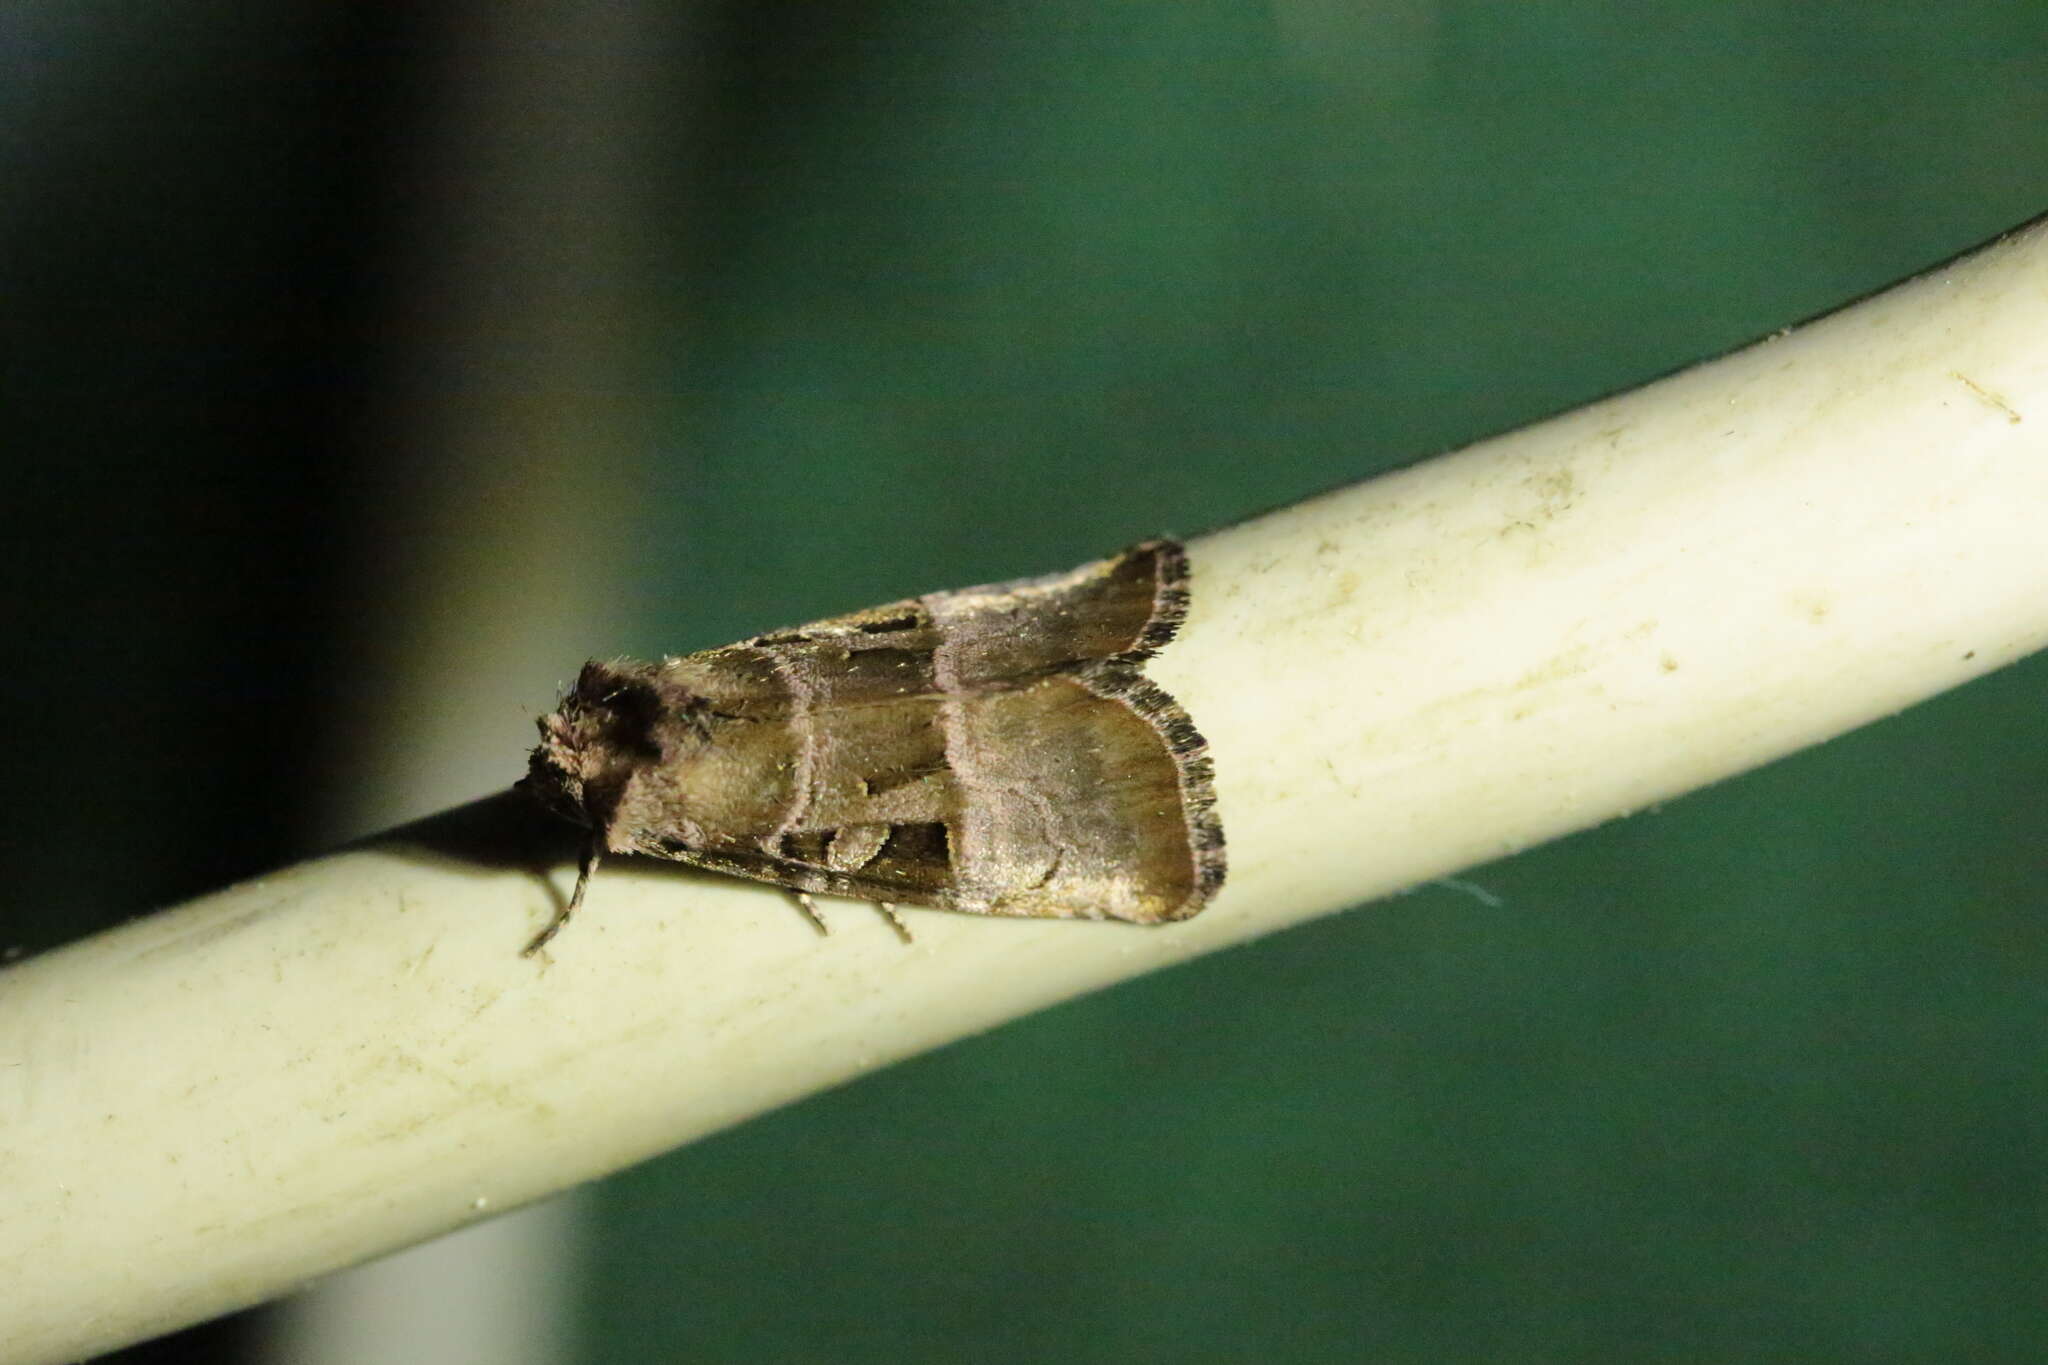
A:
[[520, 540, 1224, 954]]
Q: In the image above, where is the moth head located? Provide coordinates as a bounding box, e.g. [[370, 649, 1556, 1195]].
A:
[[523, 659, 695, 834]]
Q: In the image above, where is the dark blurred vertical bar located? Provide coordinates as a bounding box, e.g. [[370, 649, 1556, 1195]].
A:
[[273, 0, 692, 1356], [1, 3, 428, 1359]]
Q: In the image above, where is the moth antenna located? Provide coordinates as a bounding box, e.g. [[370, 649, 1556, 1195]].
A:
[[524, 831, 602, 957]]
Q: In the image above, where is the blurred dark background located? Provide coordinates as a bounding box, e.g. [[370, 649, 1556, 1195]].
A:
[[7, 3, 2048, 1362]]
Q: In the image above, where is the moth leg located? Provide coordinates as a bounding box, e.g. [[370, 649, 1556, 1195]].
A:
[[873, 901, 913, 943], [790, 891, 831, 936], [524, 832, 601, 957]]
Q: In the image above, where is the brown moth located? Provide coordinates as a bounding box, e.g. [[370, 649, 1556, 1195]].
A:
[[519, 540, 1224, 954]]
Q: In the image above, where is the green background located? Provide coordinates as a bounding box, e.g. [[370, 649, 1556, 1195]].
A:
[[7, 2, 2047, 1361], [596, 6, 2048, 1363]]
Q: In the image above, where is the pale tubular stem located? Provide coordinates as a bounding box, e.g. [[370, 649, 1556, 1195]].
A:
[[6, 219, 2048, 1364]]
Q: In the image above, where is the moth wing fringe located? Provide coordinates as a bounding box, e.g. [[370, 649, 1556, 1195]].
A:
[[1075, 659, 1226, 917]]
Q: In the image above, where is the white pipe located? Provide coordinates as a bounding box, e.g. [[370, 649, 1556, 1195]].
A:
[[4, 217, 2047, 1364]]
